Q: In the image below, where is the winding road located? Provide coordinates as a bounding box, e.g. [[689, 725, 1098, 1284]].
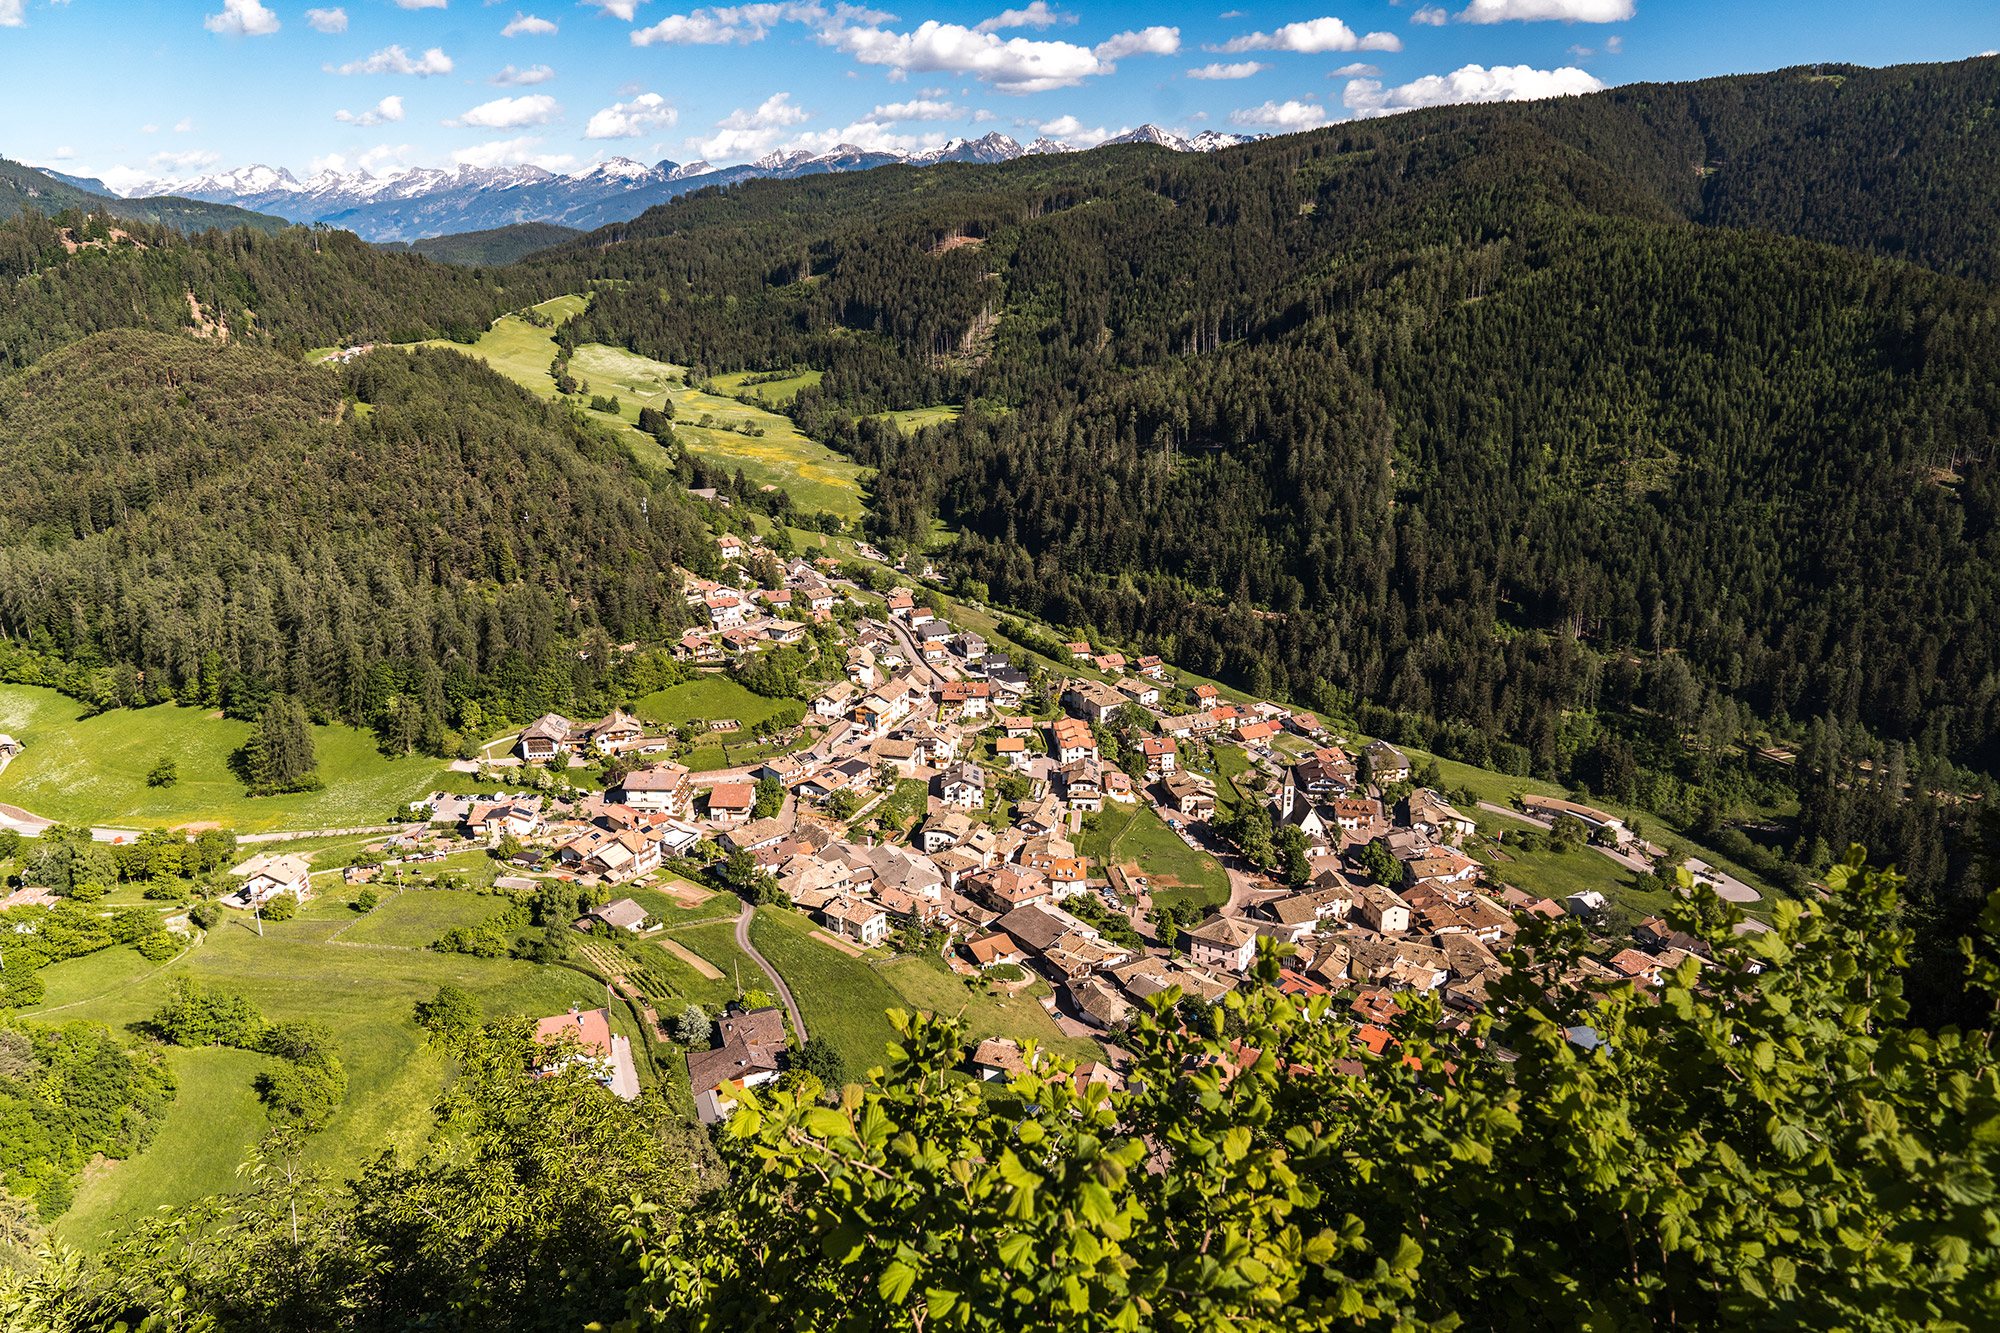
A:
[[733, 900, 808, 1042]]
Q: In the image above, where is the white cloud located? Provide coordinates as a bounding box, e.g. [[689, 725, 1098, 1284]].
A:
[[1211, 16, 1401, 54], [973, 1, 1067, 32], [174, 117, 197, 132], [873, 98, 966, 119], [491, 63, 557, 84], [1094, 26, 1178, 59], [631, 1, 831, 46], [503, 11, 557, 34], [0, 0, 23, 28], [583, 91, 677, 137], [328, 45, 455, 75], [783, 120, 948, 154], [971, 108, 999, 122], [1227, 98, 1327, 129], [335, 94, 407, 125], [305, 6, 349, 32], [204, 0, 280, 36], [1187, 60, 1266, 79], [51, 146, 75, 159], [390, 0, 447, 9], [1605, 34, 1622, 52], [835, 19, 1110, 93], [361, 143, 417, 170], [581, 0, 647, 17], [149, 148, 222, 170], [1342, 62, 1604, 115], [451, 136, 575, 169], [142, 124, 160, 134], [1455, 0, 1633, 21], [449, 93, 562, 128], [1411, 5, 1447, 23], [694, 92, 813, 157], [1036, 115, 1112, 145], [1327, 61, 1378, 75]]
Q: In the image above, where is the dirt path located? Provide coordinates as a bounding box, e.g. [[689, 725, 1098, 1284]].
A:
[[734, 901, 807, 1042], [658, 935, 725, 980]]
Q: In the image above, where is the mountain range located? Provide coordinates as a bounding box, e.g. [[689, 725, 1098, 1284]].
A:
[[67, 126, 1260, 244]]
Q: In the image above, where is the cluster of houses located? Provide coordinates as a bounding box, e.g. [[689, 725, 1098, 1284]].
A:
[[678, 549, 847, 662]]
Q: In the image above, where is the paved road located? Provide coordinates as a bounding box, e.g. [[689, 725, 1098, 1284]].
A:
[[733, 900, 808, 1042]]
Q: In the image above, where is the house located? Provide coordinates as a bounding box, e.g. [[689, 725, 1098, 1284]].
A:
[[1092, 653, 1127, 674], [1364, 740, 1411, 784], [706, 783, 757, 824], [920, 810, 975, 854], [228, 853, 313, 908], [722, 818, 790, 856], [800, 582, 838, 613], [518, 713, 573, 761], [997, 714, 1036, 739], [1523, 795, 1631, 844], [581, 898, 652, 933], [994, 736, 1029, 769], [578, 710, 645, 754], [1059, 761, 1104, 812], [1357, 884, 1414, 934], [965, 932, 1028, 970], [1192, 684, 1219, 704], [1051, 717, 1098, 764], [1565, 890, 1608, 922], [1181, 914, 1260, 974], [716, 533, 743, 560], [1139, 736, 1178, 777], [1136, 655, 1166, 679], [1066, 976, 1133, 1030], [538, 1006, 642, 1103], [821, 895, 891, 946], [1332, 797, 1383, 831], [1404, 851, 1480, 887], [986, 866, 1052, 912], [1285, 711, 1324, 736], [686, 1005, 785, 1123], [705, 593, 748, 628], [1235, 720, 1282, 745], [1401, 790, 1476, 844], [1160, 771, 1217, 818], [585, 832, 663, 884], [907, 603, 937, 628], [1104, 770, 1134, 803], [1061, 680, 1126, 725], [619, 763, 693, 817], [872, 737, 922, 780], [758, 587, 793, 610], [1066, 642, 1093, 661], [466, 799, 544, 841], [1117, 679, 1161, 708], [0, 735, 20, 761], [939, 681, 993, 717], [970, 1037, 1031, 1080], [938, 761, 986, 808]]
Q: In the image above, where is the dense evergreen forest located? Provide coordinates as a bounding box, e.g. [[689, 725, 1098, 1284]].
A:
[[0, 158, 289, 239], [0, 331, 713, 748]]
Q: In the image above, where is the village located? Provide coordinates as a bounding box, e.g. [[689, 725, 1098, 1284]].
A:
[[276, 519, 1764, 1116]]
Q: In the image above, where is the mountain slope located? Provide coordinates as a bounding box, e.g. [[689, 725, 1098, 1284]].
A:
[[385, 222, 583, 267], [0, 157, 292, 235]]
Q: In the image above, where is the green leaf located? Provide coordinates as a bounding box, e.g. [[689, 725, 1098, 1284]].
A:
[[803, 1107, 851, 1139], [997, 1233, 1035, 1272], [926, 1288, 959, 1319], [1390, 1234, 1423, 1274], [878, 1259, 917, 1304], [1077, 1181, 1118, 1228]]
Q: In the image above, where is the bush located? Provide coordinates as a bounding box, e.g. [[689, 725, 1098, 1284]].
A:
[[135, 932, 181, 963], [145, 756, 178, 788], [188, 900, 221, 930], [153, 976, 265, 1048], [795, 1035, 846, 1089], [260, 893, 299, 922], [671, 1003, 713, 1046], [355, 888, 381, 913], [413, 984, 481, 1043]]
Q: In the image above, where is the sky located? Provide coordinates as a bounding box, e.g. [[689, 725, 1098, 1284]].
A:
[[0, 0, 1994, 190]]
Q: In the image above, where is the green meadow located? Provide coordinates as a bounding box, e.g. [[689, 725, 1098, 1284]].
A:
[[0, 685, 448, 833]]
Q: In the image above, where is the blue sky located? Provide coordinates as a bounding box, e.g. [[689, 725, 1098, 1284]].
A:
[[1, 0, 1994, 189]]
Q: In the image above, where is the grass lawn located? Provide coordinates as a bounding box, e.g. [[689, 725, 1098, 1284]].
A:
[[0, 686, 449, 833], [876, 954, 1101, 1065], [41, 896, 606, 1250], [669, 918, 772, 1004], [334, 890, 512, 948], [631, 678, 791, 731], [623, 885, 735, 930], [1081, 802, 1228, 912]]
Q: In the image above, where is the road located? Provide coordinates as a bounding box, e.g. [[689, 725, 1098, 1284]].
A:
[[733, 900, 808, 1042], [1477, 801, 1759, 901]]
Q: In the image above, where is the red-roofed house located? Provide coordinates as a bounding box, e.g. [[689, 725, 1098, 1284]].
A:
[[706, 783, 756, 824]]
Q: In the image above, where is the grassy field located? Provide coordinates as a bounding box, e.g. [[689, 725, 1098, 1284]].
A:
[[873, 406, 961, 432], [749, 907, 1102, 1078], [631, 677, 792, 731], [334, 890, 511, 948], [397, 297, 866, 519], [0, 686, 449, 833], [40, 897, 606, 1249], [711, 368, 823, 406], [1080, 802, 1228, 911]]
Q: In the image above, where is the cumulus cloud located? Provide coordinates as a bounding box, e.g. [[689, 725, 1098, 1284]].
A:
[[1036, 114, 1111, 145], [51, 146, 75, 159], [175, 117, 197, 131], [491, 63, 556, 84], [835, 20, 1108, 93], [502, 11, 557, 34], [149, 148, 223, 169], [451, 136, 575, 170], [973, 1, 1068, 32], [873, 98, 967, 119], [1227, 98, 1327, 129], [305, 7, 348, 32], [204, 0, 280, 36], [1327, 61, 1378, 76], [631, 1, 834, 45], [581, 0, 647, 17], [1094, 26, 1178, 59], [782, 121, 949, 154], [693, 91, 813, 157], [583, 91, 678, 137], [1411, 6, 1447, 24], [1187, 60, 1266, 79], [328, 45, 455, 75], [1342, 62, 1603, 115], [1455, 0, 1633, 21], [360, 143, 417, 170], [448, 93, 562, 128], [335, 95, 406, 125], [1211, 16, 1400, 54], [0, 0, 23, 28]]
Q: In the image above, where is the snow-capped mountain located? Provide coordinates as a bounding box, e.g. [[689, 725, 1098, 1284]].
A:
[[104, 125, 1260, 244]]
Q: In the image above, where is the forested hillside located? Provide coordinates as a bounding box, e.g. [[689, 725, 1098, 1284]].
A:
[[0, 208, 564, 373], [0, 158, 290, 238], [0, 332, 712, 746]]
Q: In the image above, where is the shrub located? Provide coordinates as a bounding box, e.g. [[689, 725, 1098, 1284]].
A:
[[355, 888, 380, 913], [413, 985, 481, 1043], [260, 893, 299, 922]]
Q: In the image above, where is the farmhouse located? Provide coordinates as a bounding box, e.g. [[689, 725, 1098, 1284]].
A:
[[518, 713, 573, 761], [228, 853, 313, 908], [536, 1006, 640, 1103]]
